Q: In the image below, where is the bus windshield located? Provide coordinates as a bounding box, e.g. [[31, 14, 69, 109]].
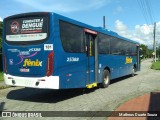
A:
[[5, 14, 49, 44]]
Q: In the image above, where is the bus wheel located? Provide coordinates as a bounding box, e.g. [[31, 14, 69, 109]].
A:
[[101, 70, 110, 88], [131, 67, 135, 77]]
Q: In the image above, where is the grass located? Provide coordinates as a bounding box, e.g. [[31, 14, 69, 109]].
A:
[[0, 72, 10, 89], [151, 61, 160, 70], [0, 72, 3, 81]]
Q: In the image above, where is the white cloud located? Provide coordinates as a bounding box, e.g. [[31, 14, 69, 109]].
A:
[[115, 20, 127, 31], [135, 24, 153, 35], [114, 19, 160, 48], [15, 0, 111, 13], [115, 20, 132, 39], [0, 17, 2, 21]]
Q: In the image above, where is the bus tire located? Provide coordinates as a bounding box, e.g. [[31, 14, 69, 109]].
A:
[[131, 66, 135, 77], [101, 70, 110, 88]]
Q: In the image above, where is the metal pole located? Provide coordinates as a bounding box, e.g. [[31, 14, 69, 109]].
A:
[[103, 16, 106, 29], [153, 22, 156, 62]]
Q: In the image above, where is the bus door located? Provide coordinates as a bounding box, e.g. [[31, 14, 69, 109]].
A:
[[84, 29, 98, 88]]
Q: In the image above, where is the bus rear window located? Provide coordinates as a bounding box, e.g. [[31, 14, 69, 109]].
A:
[[5, 15, 49, 44]]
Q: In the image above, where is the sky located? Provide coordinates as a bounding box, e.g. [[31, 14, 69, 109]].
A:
[[0, 0, 160, 48]]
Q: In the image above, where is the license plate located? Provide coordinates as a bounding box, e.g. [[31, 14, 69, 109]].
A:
[[20, 68, 30, 72]]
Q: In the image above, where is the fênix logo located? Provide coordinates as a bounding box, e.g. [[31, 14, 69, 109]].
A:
[[23, 59, 42, 67], [126, 57, 133, 64]]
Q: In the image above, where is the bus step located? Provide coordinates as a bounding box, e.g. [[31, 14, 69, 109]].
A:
[[86, 83, 97, 89]]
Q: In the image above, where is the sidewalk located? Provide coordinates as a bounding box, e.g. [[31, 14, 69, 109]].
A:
[[108, 92, 160, 120], [0, 81, 9, 89]]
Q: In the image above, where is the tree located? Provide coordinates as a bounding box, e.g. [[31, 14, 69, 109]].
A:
[[156, 45, 160, 59], [140, 44, 153, 59], [0, 21, 2, 53], [0, 21, 2, 71]]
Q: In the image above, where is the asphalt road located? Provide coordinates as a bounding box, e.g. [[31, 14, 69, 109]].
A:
[[0, 59, 160, 120]]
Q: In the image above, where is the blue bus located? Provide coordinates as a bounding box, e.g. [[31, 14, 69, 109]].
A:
[[2, 12, 140, 89]]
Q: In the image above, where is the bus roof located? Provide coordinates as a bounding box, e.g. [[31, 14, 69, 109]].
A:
[[52, 12, 140, 45]]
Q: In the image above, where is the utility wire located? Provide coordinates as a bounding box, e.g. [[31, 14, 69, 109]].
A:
[[137, 0, 149, 24], [146, 0, 155, 23], [137, 0, 154, 37]]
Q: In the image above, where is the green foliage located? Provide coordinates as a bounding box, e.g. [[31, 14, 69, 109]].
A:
[[0, 72, 3, 81], [140, 44, 153, 59], [157, 45, 160, 59], [151, 61, 160, 70], [0, 21, 2, 53], [0, 38, 2, 52], [0, 21, 2, 37]]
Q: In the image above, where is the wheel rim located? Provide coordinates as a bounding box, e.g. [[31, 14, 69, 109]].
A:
[[132, 68, 135, 75], [104, 75, 109, 84]]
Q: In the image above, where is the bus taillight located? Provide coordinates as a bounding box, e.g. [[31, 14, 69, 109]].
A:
[[46, 51, 54, 77], [3, 54, 8, 73]]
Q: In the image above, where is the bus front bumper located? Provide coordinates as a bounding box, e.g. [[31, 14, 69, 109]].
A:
[[4, 73, 59, 89]]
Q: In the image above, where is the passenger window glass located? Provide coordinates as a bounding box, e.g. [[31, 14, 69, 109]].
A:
[[98, 33, 110, 54], [59, 21, 84, 53]]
